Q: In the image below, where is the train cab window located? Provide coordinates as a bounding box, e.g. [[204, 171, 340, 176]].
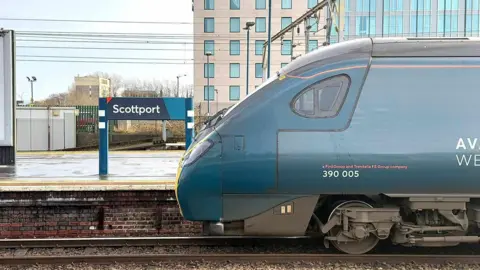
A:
[[291, 74, 350, 118], [294, 89, 315, 115]]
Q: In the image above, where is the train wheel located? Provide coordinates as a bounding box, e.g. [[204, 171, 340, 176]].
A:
[[327, 200, 379, 254]]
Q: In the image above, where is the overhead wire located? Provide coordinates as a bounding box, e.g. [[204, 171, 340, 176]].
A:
[[0, 16, 306, 25], [16, 56, 276, 64], [16, 45, 287, 52]]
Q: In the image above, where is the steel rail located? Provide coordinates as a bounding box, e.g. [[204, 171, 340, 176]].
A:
[[2, 254, 480, 265], [0, 236, 317, 249]]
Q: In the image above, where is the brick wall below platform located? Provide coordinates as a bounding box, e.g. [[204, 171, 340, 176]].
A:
[[0, 191, 202, 238]]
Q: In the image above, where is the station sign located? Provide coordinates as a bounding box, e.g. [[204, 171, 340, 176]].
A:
[[106, 97, 187, 120]]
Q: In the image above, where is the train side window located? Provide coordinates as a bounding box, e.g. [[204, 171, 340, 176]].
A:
[[291, 74, 350, 118], [294, 89, 315, 115]]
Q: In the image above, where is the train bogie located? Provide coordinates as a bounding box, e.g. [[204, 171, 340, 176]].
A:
[[175, 37, 480, 254]]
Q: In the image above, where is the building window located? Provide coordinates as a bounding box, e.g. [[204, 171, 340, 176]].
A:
[[230, 40, 240, 55], [204, 63, 214, 78], [230, 63, 240, 78], [281, 63, 288, 68], [437, 14, 459, 35], [204, 18, 215, 32], [308, 0, 318, 8], [308, 40, 318, 52], [281, 17, 292, 30], [205, 0, 214, 10], [256, 0, 266, 9], [204, 86, 215, 101], [466, 14, 480, 34], [230, 17, 240, 32], [255, 40, 265, 55], [230, 0, 240, 9], [438, 0, 459, 10], [410, 15, 431, 34], [383, 16, 403, 35], [384, 0, 402, 11], [282, 0, 292, 9], [466, 0, 479, 10], [291, 75, 351, 118], [411, 0, 432, 10], [308, 17, 318, 32], [356, 0, 375, 11], [204, 40, 214, 55], [229, 86, 241, 100], [255, 63, 263, 78], [355, 16, 376, 35], [281, 40, 292, 55], [256, 17, 266, 32]]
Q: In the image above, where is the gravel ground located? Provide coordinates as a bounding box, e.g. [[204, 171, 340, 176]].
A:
[[1, 261, 480, 270]]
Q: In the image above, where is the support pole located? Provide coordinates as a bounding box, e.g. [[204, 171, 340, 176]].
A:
[[185, 98, 194, 149], [305, 19, 310, 54], [98, 98, 109, 177], [162, 120, 167, 142], [246, 28, 250, 95], [207, 54, 211, 115], [267, 0, 272, 78], [291, 28, 295, 61]]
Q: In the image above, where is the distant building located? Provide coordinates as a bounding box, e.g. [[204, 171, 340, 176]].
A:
[[74, 75, 112, 98], [121, 89, 158, 98], [194, 0, 479, 116]]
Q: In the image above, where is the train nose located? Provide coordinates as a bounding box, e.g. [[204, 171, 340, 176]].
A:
[[174, 132, 223, 221]]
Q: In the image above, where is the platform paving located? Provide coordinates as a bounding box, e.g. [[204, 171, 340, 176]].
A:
[[0, 151, 183, 191]]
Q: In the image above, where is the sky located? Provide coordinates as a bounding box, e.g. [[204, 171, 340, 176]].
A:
[[1, 0, 193, 101]]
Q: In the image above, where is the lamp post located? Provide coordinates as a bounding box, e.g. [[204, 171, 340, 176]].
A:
[[267, 0, 272, 78], [26, 76, 37, 105], [243, 21, 255, 96], [205, 51, 212, 116], [176, 74, 187, 97], [214, 89, 218, 114]]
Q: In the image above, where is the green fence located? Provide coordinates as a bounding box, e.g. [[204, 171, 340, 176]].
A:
[[76, 105, 99, 133]]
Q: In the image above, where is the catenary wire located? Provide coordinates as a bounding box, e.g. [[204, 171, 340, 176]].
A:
[[15, 33, 324, 40], [17, 55, 194, 61], [16, 45, 287, 51], [16, 59, 284, 65], [0, 16, 320, 24]]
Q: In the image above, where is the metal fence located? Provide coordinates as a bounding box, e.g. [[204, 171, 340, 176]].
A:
[[75, 105, 98, 133]]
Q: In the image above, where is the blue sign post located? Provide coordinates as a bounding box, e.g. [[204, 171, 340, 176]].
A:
[[98, 97, 195, 176]]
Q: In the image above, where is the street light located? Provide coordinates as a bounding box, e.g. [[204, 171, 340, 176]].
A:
[[26, 76, 37, 104], [214, 88, 218, 114], [205, 51, 212, 116], [176, 74, 187, 97], [243, 21, 255, 96]]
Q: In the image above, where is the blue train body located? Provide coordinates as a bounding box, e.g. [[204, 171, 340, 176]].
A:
[[175, 37, 480, 254]]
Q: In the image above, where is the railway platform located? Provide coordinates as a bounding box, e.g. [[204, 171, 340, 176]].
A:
[[0, 151, 181, 191]]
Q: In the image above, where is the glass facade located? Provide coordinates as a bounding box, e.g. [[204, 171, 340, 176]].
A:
[[327, 0, 480, 42]]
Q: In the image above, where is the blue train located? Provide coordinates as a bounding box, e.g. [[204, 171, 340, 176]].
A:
[[175, 37, 480, 254]]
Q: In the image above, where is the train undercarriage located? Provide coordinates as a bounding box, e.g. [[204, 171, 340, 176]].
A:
[[203, 194, 480, 255], [309, 195, 480, 254]]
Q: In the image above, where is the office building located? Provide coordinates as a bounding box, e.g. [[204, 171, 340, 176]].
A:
[[193, 0, 479, 115], [74, 75, 112, 99]]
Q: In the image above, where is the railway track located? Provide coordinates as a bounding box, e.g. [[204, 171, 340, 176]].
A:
[[1, 237, 480, 266], [0, 236, 317, 248], [1, 253, 480, 265]]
